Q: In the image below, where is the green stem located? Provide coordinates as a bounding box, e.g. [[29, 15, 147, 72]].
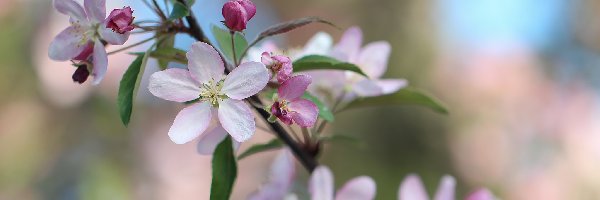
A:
[[107, 37, 155, 55]]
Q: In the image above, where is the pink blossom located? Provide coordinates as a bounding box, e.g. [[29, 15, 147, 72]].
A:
[[221, 0, 256, 32], [261, 52, 293, 83], [48, 0, 131, 84], [270, 75, 318, 127], [106, 6, 135, 34], [309, 166, 377, 200], [148, 42, 269, 145], [248, 149, 296, 200], [398, 174, 495, 200]]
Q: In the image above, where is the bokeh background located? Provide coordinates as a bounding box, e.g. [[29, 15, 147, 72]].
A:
[[2, 0, 600, 199]]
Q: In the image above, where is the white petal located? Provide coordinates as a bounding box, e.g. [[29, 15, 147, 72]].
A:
[[196, 125, 228, 155], [398, 174, 429, 200], [48, 26, 87, 61], [187, 42, 225, 83], [335, 176, 376, 200], [84, 0, 105, 23], [309, 166, 334, 200], [248, 149, 296, 200], [148, 68, 201, 102], [299, 32, 333, 58], [352, 79, 384, 97], [433, 175, 456, 200], [91, 39, 107, 85], [375, 79, 408, 95], [222, 61, 269, 100], [53, 0, 87, 22], [218, 99, 255, 142], [357, 41, 391, 79], [168, 102, 212, 144], [99, 26, 130, 45], [332, 26, 363, 62]]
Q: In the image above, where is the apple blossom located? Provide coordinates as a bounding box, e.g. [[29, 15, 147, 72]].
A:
[[398, 174, 495, 200], [261, 52, 293, 83], [106, 6, 135, 34], [310, 166, 377, 200], [148, 42, 269, 144], [48, 0, 131, 84], [222, 0, 256, 32], [248, 149, 296, 200], [270, 75, 318, 127]]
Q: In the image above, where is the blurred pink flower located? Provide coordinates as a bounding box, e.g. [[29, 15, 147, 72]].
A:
[[310, 166, 377, 200], [261, 52, 293, 83], [148, 42, 269, 145], [222, 0, 256, 32], [398, 174, 495, 200], [248, 149, 296, 200], [270, 75, 318, 127]]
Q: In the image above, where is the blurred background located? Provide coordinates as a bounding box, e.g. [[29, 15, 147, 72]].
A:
[[2, 0, 600, 199]]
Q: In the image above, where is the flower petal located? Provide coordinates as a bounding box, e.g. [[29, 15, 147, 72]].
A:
[[248, 149, 295, 200], [398, 174, 429, 200], [196, 124, 228, 155], [278, 75, 312, 100], [91, 39, 108, 85], [148, 68, 202, 102], [168, 102, 212, 144], [288, 99, 318, 127], [332, 26, 363, 62], [99, 26, 130, 45], [465, 188, 495, 200], [433, 175, 456, 200], [309, 166, 334, 200], [357, 41, 391, 79], [222, 61, 269, 100], [48, 26, 87, 61], [53, 0, 87, 22], [299, 32, 333, 58], [352, 79, 384, 97], [187, 42, 225, 83], [335, 176, 376, 200], [218, 99, 255, 142], [84, 0, 105, 23], [375, 79, 408, 94]]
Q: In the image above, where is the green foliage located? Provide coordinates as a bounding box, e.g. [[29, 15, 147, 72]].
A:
[[344, 88, 448, 114], [149, 46, 187, 66], [155, 35, 176, 70], [238, 138, 284, 160], [210, 137, 237, 200], [293, 55, 368, 77], [303, 92, 334, 122], [211, 25, 248, 64], [117, 53, 147, 126], [168, 1, 189, 20]]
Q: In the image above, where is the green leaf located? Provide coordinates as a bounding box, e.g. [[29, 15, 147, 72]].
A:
[[149, 46, 187, 66], [168, 1, 189, 20], [238, 138, 284, 160], [155, 35, 176, 70], [293, 55, 368, 77], [210, 137, 237, 200], [211, 25, 248, 63], [344, 88, 448, 114], [117, 53, 146, 126], [303, 92, 334, 122]]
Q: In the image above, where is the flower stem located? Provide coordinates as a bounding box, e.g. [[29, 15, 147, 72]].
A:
[[107, 37, 155, 55]]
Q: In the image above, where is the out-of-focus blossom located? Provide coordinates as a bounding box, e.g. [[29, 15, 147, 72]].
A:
[[269, 75, 318, 127], [398, 174, 495, 200], [261, 52, 292, 83], [310, 166, 376, 200], [106, 6, 135, 34], [222, 0, 256, 32], [148, 42, 269, 146], [48, 0, 131, 84], [248, 149, 296, 200]]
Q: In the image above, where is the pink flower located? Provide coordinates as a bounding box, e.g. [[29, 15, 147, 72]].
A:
[[398, 174, 496, 200], [48, 0, 131, 84], [221, 0, 256, 32], [106, 6, 135, 34], [261, 52, 293, 83], [148, 42, 269, 145], [270, 75, 318, 127], [248, 149, 296, 200], [309, 166, 377, 200]]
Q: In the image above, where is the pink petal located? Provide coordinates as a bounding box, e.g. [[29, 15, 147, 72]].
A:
[[222, 61, 269, 100], [91, 39, 107, 85], [433, 175, 456, 200], [465, 188, 495, 200], [83, 0, 105, 23], [218, 99, 255, 142], [309, 166, 334, 200], [375, 79, 408, 95], [196, 124, 229, 155], [335, 176, 376, 200], [278, 75, 312, 100], [99, 26, 130, 45], [398, 174, 429, 200], [357, 41, 391, 79], [53, 0, 87, 22], [332, 26, 363, 62], [187, 42, 225, 83], [148, 68, 201, 102], [48, 26, 87, 61], [261, 52, 274, 66], [168, 102, 212, 144], [248, 149, 295, 200], [238, 0, 256, 20], [352, 79, 384, 97], [288, 99, 318, 127]]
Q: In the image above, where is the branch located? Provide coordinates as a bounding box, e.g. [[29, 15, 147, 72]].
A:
[[177, 0, 207, 42]]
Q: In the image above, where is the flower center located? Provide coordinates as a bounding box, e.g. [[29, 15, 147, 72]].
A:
[[199, 79, 226, 106], [71, 21, 100, 47]]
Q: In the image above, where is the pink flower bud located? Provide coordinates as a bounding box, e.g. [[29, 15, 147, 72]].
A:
[[222, 0, 256, 32], [106, 7, 135, 34]]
